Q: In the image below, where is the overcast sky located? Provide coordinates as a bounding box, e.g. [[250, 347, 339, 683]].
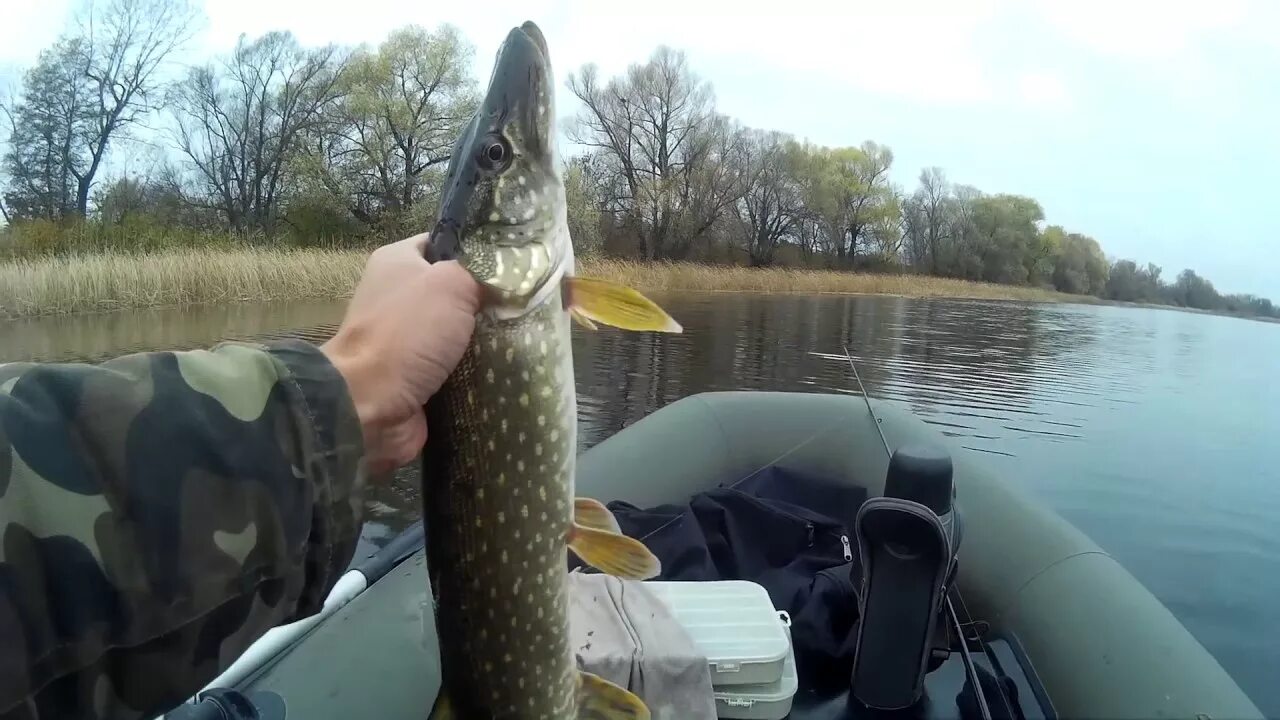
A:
[[3, 0, 1277, 298]]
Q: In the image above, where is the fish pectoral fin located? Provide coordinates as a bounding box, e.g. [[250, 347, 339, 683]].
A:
[[568, 523, 660, 580], [570, 306, 600, 331], [562, 276, 683, 333], [574, 497, 622, 533], [427, 690, 454, 720], [577, 671, 651, 720]]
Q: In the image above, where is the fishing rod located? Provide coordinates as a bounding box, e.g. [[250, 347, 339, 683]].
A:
[[840, 345, 995, 720], [841, 345, 891, 458]]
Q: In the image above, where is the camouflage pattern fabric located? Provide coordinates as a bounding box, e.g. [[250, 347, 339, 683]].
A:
[[0, 339, 367, 720]]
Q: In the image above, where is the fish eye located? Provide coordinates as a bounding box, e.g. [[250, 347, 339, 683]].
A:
[[478, 134, 512, 172]]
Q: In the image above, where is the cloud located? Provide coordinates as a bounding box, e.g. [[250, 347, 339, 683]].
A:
[[1031, 0, 1251, 59], [1016, 70, 1071, 109]]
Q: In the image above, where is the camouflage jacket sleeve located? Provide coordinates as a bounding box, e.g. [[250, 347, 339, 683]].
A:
[[0, 339, 367, 720]]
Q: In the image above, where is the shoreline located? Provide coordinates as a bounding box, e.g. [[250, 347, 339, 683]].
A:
[[0, 247, 1267, 322]]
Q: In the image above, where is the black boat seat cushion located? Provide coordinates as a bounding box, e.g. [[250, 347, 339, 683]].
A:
[[577, 465, 868, 689]]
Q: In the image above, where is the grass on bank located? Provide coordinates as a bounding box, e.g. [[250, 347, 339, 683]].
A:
[[0, 247, 1083, 318]]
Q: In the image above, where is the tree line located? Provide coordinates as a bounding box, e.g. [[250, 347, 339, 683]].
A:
[[1, 1, 1274, 319]]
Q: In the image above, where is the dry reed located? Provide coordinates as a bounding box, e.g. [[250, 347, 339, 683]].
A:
[[0, 249, 1081, 318]]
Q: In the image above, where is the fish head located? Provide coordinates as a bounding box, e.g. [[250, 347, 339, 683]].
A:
[[427, 21, 568, 313]]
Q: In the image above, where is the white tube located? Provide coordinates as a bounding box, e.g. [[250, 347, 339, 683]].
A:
[[166, 569, 369, 713]]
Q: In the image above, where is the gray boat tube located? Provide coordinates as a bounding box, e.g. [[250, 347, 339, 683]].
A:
[[572, 392, 1262, 720]]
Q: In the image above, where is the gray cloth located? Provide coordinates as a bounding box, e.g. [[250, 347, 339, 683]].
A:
[[568, 573, 717, 720]]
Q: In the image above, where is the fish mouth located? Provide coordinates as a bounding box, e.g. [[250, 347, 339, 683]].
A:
[[426, 20, 556, 270]]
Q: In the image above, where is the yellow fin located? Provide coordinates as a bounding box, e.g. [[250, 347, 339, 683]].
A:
[[563, 276, 683, 333], [571, 307, 599, 331], [575, 497, 622, 533], [577, 670, 651, 720], [427, 690, 453, 720], [568, 524, 660, 580]]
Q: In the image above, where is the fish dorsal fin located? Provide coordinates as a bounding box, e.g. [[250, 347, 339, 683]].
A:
[[562, 276, 682, 333], [577, 671, 651, 720], [574, 497, 622, 534]]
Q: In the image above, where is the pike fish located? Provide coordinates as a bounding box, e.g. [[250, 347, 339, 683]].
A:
[[420, 20, 682, 720]]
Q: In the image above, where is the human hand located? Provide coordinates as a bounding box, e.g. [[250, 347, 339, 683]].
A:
[[321, 234, 482, 474]]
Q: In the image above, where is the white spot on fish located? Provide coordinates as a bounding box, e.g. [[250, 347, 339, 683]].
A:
[[519, 394, 529, 407], [556, 499, 564, 510], [489, 587, 496, 598], [501, 419, 508, 434], [537, 607, 544, 619], [539, 340, 548, 355], [507, 233, 515, 240], [505, 347, 514, 363], [508, 216, 518, 224], [522, 207, 535, 220], [519, 431, 527, 444], [539, 386, 551, 398], [498, 511, 506, 524], [487, 439, 495, 451], [517, 460, 525, 472], [528, 191, 537, 205], [539, 464, 546, 473], [550, 430, 560, 442], [541, 512, 548, 521], [475, 517, 483, 528], [535, 532, 543, 542], [490, 338, 498, 351], [518, 175, 527, 186], [537, 415, 546, 426], [486, 369, 495, 384], [477, 487, 485, 499], [535, 444, 543, 457], [498, 472, 506, 485], [538, 104, 546, 115], [501, 550, 508, 563], [521, 504, 529, 518], [521, 370, 530, 381], [489, 211, 500, 222], [552, 452, 559, 463], [504, 653, 512, 662]]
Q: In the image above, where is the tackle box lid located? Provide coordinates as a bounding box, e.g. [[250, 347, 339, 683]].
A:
[[645, 580, 791, 687]]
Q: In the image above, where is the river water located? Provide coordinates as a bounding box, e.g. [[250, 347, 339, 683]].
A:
[[2, 294, 1277, 715]]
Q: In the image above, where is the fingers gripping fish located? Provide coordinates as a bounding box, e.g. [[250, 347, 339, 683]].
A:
[[420, 21, 681, 720]]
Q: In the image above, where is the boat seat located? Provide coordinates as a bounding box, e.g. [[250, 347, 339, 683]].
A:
[[850, 443, 963, 711]]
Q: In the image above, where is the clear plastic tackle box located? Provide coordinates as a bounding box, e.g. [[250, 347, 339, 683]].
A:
[[646, 580, 799, 719]]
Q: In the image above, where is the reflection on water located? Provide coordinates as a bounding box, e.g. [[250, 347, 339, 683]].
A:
[[0, 299, 346, 364], [2, 294, 1278, 715]]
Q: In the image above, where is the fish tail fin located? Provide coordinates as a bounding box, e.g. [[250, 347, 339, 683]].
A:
[[568, 523, 660, 580], [563, 276, 682, 333], [577, 670, 651, 720]]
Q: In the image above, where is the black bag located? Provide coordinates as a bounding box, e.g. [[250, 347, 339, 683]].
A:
[[580, 465, 868, 689]]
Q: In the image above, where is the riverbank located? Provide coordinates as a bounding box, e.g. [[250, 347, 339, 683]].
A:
[[0, 247, 1085, 318]]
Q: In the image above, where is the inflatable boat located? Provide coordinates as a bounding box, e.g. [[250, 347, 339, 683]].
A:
[[166, 391, 1262, 720]]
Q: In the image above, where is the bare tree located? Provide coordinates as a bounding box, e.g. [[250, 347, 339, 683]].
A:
[[73, 0, 197, 216], [735, 129, 802, 266], [169, 32, 347, 234], [568, 46, 726, 259], [0, 0, 194, 220]]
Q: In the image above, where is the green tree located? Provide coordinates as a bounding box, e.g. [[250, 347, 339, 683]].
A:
[[314, 24, 476, 237]]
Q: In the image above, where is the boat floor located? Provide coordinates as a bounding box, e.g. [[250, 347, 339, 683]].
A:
[[236, 546, 1044, 720]]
